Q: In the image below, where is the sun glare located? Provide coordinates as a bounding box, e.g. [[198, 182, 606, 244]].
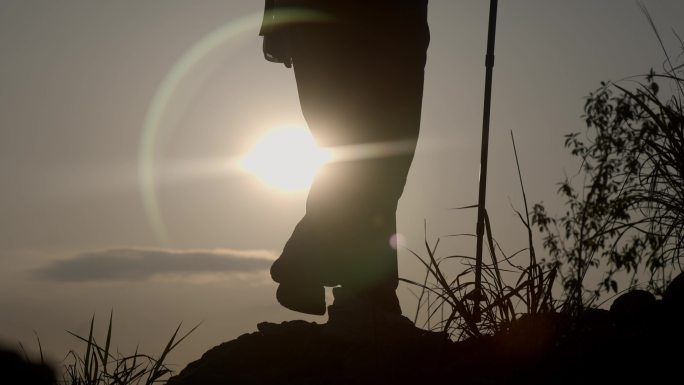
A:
[[241, 126, 331, 191]]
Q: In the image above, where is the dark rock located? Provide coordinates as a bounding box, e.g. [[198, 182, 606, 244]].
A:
[[609, 289, 657, 326], [0, 346, 56, 385], [167, 317, 453, 385], [663, 272, 684, 317]]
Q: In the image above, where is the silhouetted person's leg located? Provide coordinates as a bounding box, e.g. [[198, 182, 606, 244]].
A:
[[270, 1, 429, 316]]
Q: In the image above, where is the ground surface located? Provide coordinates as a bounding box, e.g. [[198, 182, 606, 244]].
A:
[[166, 274, 683, 385]]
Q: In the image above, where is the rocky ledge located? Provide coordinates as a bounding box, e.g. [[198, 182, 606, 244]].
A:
[[168, 274, 683, 385]]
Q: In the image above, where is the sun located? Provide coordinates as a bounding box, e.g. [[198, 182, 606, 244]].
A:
[[240, 126, 331, 191]]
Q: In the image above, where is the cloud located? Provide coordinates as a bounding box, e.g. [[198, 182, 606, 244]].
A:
[[35, 248, 275, 282]]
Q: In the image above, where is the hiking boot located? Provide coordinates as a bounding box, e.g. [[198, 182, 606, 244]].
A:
[[276, 282, 326, 316], [323, 286, 449, 345]]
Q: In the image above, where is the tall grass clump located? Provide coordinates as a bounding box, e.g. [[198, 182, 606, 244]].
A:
[[62, 312, 198, 385], [402, 132, 559, 340]]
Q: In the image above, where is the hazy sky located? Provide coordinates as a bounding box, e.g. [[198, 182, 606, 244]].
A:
[[1, 0, 682, 373]]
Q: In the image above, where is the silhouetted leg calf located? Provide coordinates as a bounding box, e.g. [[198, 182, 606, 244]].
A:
[[269, 0, 430, 317]]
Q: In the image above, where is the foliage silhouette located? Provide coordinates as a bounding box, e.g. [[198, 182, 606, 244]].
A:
[[405, 6, 683, 337], [532, 8, 683, 313]]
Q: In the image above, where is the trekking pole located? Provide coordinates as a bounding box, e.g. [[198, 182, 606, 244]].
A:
[[472, 0, 499, 321]]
